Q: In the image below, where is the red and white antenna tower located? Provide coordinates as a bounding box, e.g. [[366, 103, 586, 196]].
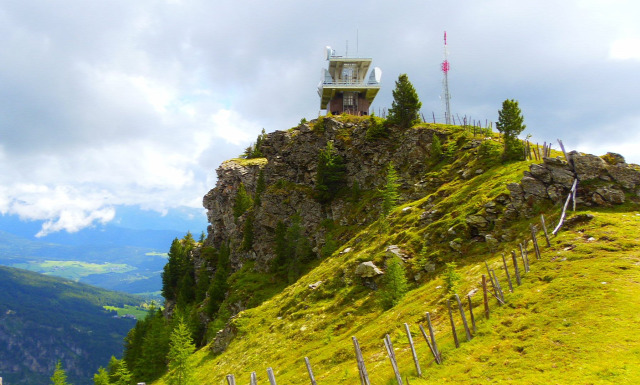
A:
[[441, 31, 452, 125]]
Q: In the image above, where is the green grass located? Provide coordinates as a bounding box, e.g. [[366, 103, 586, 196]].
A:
[[104, 304, 150, 319], [150, 118, 640, 384], [11, 260, 135, 281], [151, 206, 640, 385]]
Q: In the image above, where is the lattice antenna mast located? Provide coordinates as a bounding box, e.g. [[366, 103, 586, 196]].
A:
[[441, 31, 452, 125]]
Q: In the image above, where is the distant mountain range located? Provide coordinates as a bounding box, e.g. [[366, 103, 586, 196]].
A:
[[0, 265, 141, 385], [0, 206, 208, 295]]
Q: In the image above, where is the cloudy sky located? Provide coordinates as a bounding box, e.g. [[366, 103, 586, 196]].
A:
[[1, 0, 639, 236]]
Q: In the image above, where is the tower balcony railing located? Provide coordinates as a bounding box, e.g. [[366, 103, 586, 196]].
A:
[[321, 80, 380, 86]]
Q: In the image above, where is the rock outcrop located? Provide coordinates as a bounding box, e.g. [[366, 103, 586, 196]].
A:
[[465, 152, 640, 238]]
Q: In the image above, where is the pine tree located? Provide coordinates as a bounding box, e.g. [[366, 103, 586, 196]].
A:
[[380, 257, 408, 309], [315, 141, 346, 203], [381, 162, 400, 217], [51, 361, 69, 385], [233, 183, 253, 218], [112, 362, 132, 385], [93, 367, 110, 385], [242, 210, 255, 250], [431, 133, 443, 160], [206, 244, 230, 317], [387, 74, 422, 128], [167, 319, 196, 385], [496, 99, 526, 161], [443, 262, 462, 297], [254, 169, 266, 207]]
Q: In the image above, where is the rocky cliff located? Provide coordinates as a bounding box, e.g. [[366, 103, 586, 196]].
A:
[[193, 115, 640, 347]]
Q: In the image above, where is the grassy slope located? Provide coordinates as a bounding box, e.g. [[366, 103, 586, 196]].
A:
[[156, 127, 640, 384]]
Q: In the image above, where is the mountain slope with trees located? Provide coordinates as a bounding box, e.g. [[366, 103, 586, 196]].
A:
[[0, 266, 141, 385]]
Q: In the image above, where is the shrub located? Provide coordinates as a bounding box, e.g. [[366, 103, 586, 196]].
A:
[[496, 99, 526, 161], [380, 257, 408, 309], [443, 262, 462, 296]]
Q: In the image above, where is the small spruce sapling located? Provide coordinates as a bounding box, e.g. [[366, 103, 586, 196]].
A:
[[496, 99, 526, 161], [51, 361, 69, 385], [443, 262, 462, 297], [380, 257, 408, 309], [431, 133, 443, 161], [387, 74, 422, 128]]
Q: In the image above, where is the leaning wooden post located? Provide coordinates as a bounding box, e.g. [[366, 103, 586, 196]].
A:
[[304, 357, 317, 385], [384, 335, 403, 385], [540, 217, 550, 248], [482, 275, 490, 318], [250, 372, 258, 385], [352, 336, 371, 385], [484, 261, 499, 299], [511, 250, 522, 286], [467, 294, 477, 334], [419, 322, 441, 363], [531, 224, 542, 259], [404, 323, 422, 377], [226, 374, 236, 385], [267, 367, 277, 385], [455, 294, 472, 341], [426, 312, 441, 363], [446, 299, 460, 348], [519, 243, 529, 273], [501, 253, 514, 292], [490, 269, 505, 302]]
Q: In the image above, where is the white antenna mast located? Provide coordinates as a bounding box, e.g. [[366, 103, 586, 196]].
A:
[[441, 31, 452, 125]]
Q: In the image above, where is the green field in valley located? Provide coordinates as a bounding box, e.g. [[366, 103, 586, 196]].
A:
[[12, 260, 136, 281]]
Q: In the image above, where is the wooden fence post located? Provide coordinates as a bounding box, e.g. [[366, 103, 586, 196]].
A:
[[482, 275, 490, 318], [540, 215, 551, 247], [304, 357, 317, 385], [384, 334, 403, 385], [484, 261, 499, 300], [426, 312, 441, 363], [490, 269, 505, 302], [352, 336, 371, 385], [250, 372, 258, 385], [404, 323, 422, 377], [267, 367, 277, 385], [501, 253, 514, 292], [519, 243, 529, 273], [511, 251, 522, 286], [454, 294, 472, 341], [419, 321, 441, 364], [446, 299, 460, 348], [467, 294, 477, 334]]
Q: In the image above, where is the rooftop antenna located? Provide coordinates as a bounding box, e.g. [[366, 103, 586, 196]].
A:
[[357, 29, 359, 56], [441, 31, 452, 125], [346, 40, 349, 57]]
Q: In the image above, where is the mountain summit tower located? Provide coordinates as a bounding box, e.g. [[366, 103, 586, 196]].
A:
[[318, 46, 381, 116]]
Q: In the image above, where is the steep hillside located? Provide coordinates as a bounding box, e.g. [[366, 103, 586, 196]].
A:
[[146, 115, 640, 384], [0, 266, 141, 385]]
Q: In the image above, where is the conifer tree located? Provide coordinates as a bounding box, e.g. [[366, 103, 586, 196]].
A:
[[93, 367, 110, 385], [496, 99, 526, 161], [233, 183, 253, 218], [315, 141, 346, 203], [380, 257, 408, 309], [206, 244, 230, 316], [254, 169, 266, 207], [431, 133, 443, 160], [167, 319, 196, 385], [387, 74, 422, 128], [51, 361, 69, 385], [381, 162, 400, 217]]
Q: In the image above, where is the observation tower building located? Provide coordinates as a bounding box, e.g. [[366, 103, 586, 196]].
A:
[[317, 46, 381, 116]]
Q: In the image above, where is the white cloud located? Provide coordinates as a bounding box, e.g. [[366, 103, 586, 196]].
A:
[[610, 37, 640, 60], [1, 0, 640, 235]]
